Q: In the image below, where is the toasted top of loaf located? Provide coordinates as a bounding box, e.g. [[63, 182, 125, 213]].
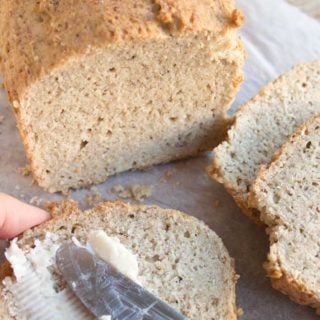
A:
[[250, 115, 320, 312], [1, 201, 237, 320], [0, 0, 243, 101], [209, 60, 320, 222]]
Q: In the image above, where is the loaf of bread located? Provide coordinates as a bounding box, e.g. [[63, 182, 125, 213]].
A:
[[249, 115, 320, 314], [208, 61, 320, 222], [0, 0, 245, 193], [0, 201, 238, 319]]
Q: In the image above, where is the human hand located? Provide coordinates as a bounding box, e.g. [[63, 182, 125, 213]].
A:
[[0, 193, 50, 239]]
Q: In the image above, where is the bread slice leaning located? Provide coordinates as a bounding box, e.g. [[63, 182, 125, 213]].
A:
[[250, 115, 320, 314], [208, 61, 320, 223], [0, 201, 238, 320]]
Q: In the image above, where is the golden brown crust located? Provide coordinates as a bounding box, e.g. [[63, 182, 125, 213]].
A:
[[209, 62, 320, 224], [264, 259, 320, 314], [249, 114, 320, 207], [250, 115, 320, 313], [0, 0, 243, 102], [0, 261, 12, 282], [207, 161, 263, 225], [10, 100, 44, 191]]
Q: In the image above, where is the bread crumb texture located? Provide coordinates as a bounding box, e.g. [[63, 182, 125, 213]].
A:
[[250, 116, 320, 314], [160, 169, 177, 183], [17, 165, 31, 177], [112, 184, 153, 201], [210, 60, 320, 222], [0, 0, 244, 193], [0, 201, 238, 320]]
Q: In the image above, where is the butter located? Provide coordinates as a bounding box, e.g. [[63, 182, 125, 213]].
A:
[[3, 230, 139, 319], [3, 233, 92, 320], [88, 230, 139, 283], [5, 239, 29, 280]]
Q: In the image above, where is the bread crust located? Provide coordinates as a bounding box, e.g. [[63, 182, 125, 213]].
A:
[[250, 115, 320, 314], [0, 0, 243, 102], [0, 200, 238, 320], [210, 61, 320, 224], [264, 258, 320, 315], [208, 84, 277, 224], [207, 162, 263, 224]]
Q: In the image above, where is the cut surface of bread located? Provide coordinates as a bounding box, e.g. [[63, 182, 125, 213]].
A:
[[209, 61, 320, 222], [250, 115, 320, 314], [0, 0, 245, 193], [0, 201, 237, 320]]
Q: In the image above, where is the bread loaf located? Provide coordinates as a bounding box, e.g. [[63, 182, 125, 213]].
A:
[[0, 0, 245, 193], [0, 201, 238, 319], [250, 115, 320, 314], [209, 61, 320, 222]]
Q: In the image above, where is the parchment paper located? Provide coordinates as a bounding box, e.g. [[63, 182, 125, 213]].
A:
[[1, 0, 320, 319]]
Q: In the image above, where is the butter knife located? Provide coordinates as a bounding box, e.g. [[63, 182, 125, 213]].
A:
[[56, 243, 188, 320]]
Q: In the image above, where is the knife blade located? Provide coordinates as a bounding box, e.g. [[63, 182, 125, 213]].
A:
[[55, 243, 188, 320]]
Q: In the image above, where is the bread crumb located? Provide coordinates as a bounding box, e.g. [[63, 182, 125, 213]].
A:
[[86, 191, 102, 206], [237, 307, 244, 316], [29, 196, 42, 206], [112, 184, 153, 201], [111, 185, 131, 198], [90, 186, 98, 192], [0, 115, 4, 124], [18, 165, 31, 177], [131, 185, 153, 201], [160, 169, 176, 183], [139, 165, 152, 172]]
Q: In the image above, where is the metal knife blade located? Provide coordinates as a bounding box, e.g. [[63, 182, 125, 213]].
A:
[[55, 243, 188, 320]]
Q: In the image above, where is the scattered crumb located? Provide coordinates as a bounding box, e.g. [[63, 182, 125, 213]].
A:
[[112, 184, 153, 201], [18, 165, 31, 177], [130, 185, 153, 201], [62, 188, 72, 197], [139, 165, 152, 172], [90, 186, 98, 193], [0, 115, 4, 125], [86, 191, 102, 206], [237, 308, 244, 317], [112, 185, 131, 199], [15, 185, 20, 191], [29, 196, 42, 206], [160, 169, 177, 183], [175, 181, 181, 186]]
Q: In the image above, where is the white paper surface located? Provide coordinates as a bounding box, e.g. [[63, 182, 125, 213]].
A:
[[235, 0, 320, 109], [0, 1, 320, 319]]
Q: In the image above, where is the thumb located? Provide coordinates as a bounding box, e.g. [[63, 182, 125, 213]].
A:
[[0, 193, 51, 239]]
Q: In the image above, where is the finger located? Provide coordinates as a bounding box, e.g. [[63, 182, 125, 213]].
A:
[[0, 193, 51, 239]]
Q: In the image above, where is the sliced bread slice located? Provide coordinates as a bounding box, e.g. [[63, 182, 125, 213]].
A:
[[250, 115, 320, 314], [208, 61, 320, 223], [0, 201, 238, 320]]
